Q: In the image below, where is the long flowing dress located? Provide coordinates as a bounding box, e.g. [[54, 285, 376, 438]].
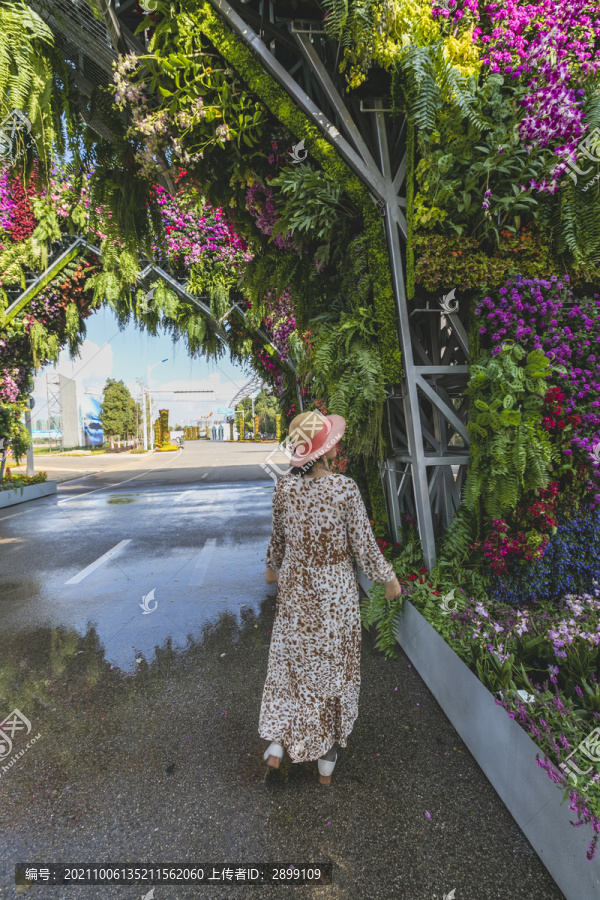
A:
[[258, 471, 396, 763]]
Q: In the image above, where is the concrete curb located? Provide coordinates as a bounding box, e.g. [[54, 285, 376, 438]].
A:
[[357, 568, 600, 900], [0, 481, 58, 508]]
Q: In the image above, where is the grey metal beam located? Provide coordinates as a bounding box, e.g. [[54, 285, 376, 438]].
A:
[[291, 31, 380, 173], [2, 238, 90, 326], [115, 0, 138, 13], [382, 464, 400, 541], [410, 329, 436, 366], [95, 0, 129, 56], [371, 100, 437, 570], [394, 454, 470, 466], [227, 302, 298, 377], [415, 375, 470, 445], [206, 0, 391, 203], [417, 366, 469, 375], [393, 151, 407, 194], [447, 312, 470, 357], [139, 263, 301, 383]]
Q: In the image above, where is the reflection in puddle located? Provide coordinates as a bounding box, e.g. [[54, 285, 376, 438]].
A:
[[0, 597, 276, 818]]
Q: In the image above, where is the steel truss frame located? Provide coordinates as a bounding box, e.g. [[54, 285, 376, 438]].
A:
[[204, 0, 470, 568], [23, 0, 470, 568], [3, 233, 303, 403], [229, 373, 265, 409]]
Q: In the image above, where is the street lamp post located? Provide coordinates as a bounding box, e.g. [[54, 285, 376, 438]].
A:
[[147, 359, 168, 450], [142, 387, 147, 451]]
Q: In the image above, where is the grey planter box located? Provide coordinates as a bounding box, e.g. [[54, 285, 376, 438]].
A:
[[0, 480, 57, 509], [357, 567, 600, 900]]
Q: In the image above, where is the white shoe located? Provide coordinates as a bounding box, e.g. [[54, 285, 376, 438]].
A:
[[263, 742, 284, 768], [317, 752, 337, 783]]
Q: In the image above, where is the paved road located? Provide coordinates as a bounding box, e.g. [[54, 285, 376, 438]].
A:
[[0, 442, 564, 899]]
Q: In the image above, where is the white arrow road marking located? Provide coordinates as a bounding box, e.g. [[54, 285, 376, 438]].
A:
[[65, 539, 132, 585], [189, 537, 217, 586], [174, 490, 195, 503], [173, 477, 208, 502]]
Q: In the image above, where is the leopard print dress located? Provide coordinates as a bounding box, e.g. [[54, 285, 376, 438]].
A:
[[259, 471, 396, 763]]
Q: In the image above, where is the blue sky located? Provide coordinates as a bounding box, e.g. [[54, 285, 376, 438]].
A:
[[32, 305, 253, 426]]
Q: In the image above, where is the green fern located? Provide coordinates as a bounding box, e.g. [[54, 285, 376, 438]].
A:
[[360, 583, 404, 659], [461, 343, 555, 524], [438, 501, 477, 564], [392, 42, 487, 134]]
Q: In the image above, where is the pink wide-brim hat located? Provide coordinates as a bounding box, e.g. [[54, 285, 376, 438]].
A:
[[287, 409, 346, 467]]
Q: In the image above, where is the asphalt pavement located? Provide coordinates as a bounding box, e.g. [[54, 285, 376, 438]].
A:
[[0, 441, 565, 899]]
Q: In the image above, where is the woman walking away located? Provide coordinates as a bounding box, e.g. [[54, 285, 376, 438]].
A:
[[259, 409, 403, 784]]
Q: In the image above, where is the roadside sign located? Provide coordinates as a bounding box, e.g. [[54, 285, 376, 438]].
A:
[[217, 408, 235, 415]]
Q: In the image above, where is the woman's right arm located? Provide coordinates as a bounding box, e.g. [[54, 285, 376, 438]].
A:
[[346, 480, 402, 597]]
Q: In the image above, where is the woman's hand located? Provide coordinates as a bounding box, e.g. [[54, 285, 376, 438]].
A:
[[385, 575, 403, 601], [265, 567, 279, 584]]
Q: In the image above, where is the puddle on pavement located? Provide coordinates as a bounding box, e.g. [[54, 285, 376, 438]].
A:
[[107, 495, 138, 504], [0, 600, 275, 797]]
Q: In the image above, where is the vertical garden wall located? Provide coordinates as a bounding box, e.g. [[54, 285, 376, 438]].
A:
[[3, 0, 600, 860]]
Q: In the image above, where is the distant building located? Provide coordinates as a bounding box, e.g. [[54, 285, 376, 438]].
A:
[[60, 375, 79, 447]]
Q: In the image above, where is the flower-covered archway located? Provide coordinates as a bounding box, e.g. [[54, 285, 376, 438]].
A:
[[4, 0, 600, 859]]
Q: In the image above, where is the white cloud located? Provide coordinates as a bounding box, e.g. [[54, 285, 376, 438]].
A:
[[29, 339, 262, 428]]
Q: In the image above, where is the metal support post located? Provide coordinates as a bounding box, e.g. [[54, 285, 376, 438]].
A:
[[371, 100, 437, 570]]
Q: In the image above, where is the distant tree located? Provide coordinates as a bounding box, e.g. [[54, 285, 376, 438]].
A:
[[255, 389, 280, 434], [129, 397, 142, 442], [100, 379, 136, 443], [237, 390, 280, 434], [237, 396, 253, 431]]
